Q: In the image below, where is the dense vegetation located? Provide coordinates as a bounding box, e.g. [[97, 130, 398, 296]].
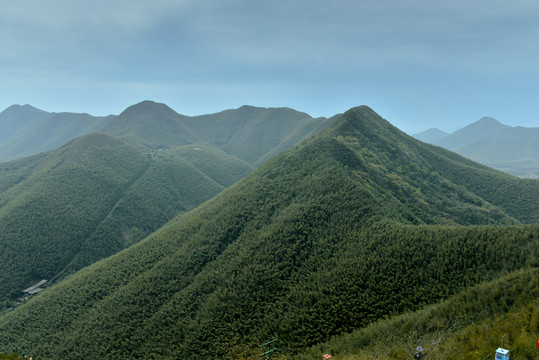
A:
[[0, 133, 252, 307], [0, 100, 332, 307], [104, 101, 335, 166], [296, 268, 538, 360], [0, 106, 536, 359], [184, 105, 335, 165]]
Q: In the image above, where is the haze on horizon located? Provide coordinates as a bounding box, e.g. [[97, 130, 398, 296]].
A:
[[1, 0, 538, 134]]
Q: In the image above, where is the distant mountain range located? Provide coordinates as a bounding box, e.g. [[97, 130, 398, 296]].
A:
[[414, 117, 539, 178], [0, 101, 334, 165], [0, 104, 114, 162], [0, 105, 536, 359]]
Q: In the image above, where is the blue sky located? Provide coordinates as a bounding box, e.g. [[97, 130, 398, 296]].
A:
[[1, 0, 538, 134]]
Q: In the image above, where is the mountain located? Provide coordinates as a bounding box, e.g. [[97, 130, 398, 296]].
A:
[[0, 100, 334, 307], [0, 132, 253, 307], [413, 127, 449, 143], [0, 101, 335, 167], [0, 104, 48, 143], [436, 117, 511, 149], [0, 106, 536, 359], [184, 105, 335, 165], [103, 101, 335, 166], [414, 117, 539, 178], [0, 100, 336, 307], [102, 101, 199, 149], [0, 105, 114, 162]]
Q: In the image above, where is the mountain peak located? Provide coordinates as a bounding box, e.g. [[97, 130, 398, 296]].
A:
[[0, 104, 48, 117], [119, 100, 180, 119], [413, 128, 449, 143], [456, 116, 508, 134], [326, 105, 396, 139], [473, 116, 504, 127]]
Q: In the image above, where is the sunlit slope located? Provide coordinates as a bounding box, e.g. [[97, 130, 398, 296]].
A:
[[296, 268, 539, 360], [185, 105, 334, 165], [0, 106, 537, 359], [103, 101, 334, 166]]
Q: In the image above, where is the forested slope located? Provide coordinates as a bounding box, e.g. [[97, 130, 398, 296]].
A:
[[0, 100, 334, 308], [0, 133, 252, 307], [296, 268, 539, 360], [0, 101, 335, 167], [101, 101, 335, 166], [0, 106, 536, 359], [184, 105, 334, 165]]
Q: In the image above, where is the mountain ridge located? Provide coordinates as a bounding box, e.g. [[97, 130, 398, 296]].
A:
[[0, 106, 536, 359], [413, 116, 539, 177], [0, 131, 253, 305], [0, 101, 337, 167]]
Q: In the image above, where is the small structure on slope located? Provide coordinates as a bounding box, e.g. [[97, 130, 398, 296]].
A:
[[259, 338, 278, 359], [22, 279, 47, 296], [495, 348, 510, 360]]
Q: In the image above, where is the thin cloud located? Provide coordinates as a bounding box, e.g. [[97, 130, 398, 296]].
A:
[[1, 0, 538, 131]]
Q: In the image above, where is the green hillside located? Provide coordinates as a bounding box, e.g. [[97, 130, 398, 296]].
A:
[[296, 268, 539, 360], [0, 106, 536, 359], [102, 101, 200, 149], [185, 105, 334, 165], [170, 145, 254, 188], [0, 100, 333, 309], [0, 133, 149, 303], [102, 101, 335, 166], [0, 133, 252, 307]]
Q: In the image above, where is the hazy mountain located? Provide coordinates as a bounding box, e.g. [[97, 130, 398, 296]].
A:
[[436, 117, 512, 149], [0, 106, 114, 162], [413, 117, 539, 178], [413, 127, 448, 143], [102, 101, 200, 149], [0, 104, 48, 143], [0, 106, 536, 359], [0, 101, 336, 168]]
